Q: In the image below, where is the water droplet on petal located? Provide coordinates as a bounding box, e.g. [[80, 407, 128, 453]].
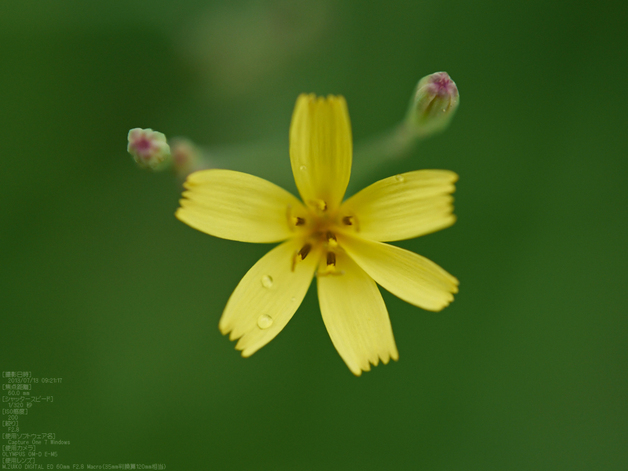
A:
[[299, 165, 307, 171], [394, 174, 405, 182], [257, 314, 274, 329], [261, 275, 273, 288], [290, 297, 296, 302]]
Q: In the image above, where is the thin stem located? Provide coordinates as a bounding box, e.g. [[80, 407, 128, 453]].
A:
[[351, 123, 420, 182]]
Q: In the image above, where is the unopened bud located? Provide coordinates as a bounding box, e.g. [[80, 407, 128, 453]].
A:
[[406, 72, 459, 137], [170, 138, 205, 177], [127, 128, 172, 170]]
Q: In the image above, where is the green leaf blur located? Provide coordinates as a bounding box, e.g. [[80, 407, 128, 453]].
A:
[[1, 0, 626, 469]]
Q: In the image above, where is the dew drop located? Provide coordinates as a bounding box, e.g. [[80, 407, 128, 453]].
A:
[[257, 314, 274, 329], [394, 174, 405, 182], [261, 275, 273, 288], [290, 297, 296, 302], [299, 165, 307, 171]]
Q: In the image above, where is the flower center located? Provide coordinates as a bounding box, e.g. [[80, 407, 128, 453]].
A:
[[287, 202, 359, 275]]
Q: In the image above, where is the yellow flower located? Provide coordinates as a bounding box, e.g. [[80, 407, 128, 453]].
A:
[[176, 94, 458, 375]]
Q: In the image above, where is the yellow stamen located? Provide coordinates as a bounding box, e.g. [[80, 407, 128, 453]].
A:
[[309, 199, 328, 212]]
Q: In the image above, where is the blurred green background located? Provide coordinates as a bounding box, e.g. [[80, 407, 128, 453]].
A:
[[2, 0, 626, 469]]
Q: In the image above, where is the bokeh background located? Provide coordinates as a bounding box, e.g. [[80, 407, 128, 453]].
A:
[[2, 1, 627, 469]]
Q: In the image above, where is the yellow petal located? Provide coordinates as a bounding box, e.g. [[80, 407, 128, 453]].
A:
[[176, 169, 306, 243], [317, 251, 398, 376], [339, 235, 458, 312], [219, 238, 319, 357], [289, 94, 352, 213], [340, 170, 458, 241]]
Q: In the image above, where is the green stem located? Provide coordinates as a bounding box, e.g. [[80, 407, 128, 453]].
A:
[[352, 123, 418, 176], [175, 122, 422, 188]]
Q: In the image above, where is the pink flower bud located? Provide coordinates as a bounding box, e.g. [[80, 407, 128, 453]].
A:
[[407, 72, 459, 136], [127, 128, 171, 170]]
